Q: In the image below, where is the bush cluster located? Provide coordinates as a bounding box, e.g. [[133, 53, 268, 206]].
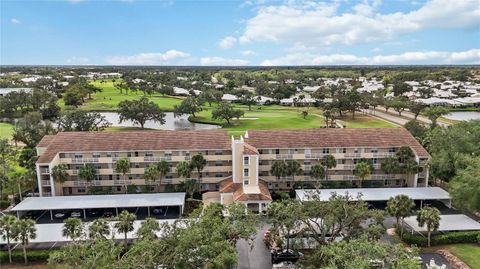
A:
[[0, 249, 51, 263], [402, 231, 480, 247]]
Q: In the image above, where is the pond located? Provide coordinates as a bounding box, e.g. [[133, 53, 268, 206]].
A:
[[99, 112, 221, 130], [443, 111, 480, 121]]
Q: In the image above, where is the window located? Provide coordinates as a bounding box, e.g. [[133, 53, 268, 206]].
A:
[[127, 152, 132, 157], [339, 159, 346, 164], [215, 173, 223, 178], [117, 186, 122, 191], [275, 149, 280, 154], [106, 152, 112, 157], [145, 152, 153, 157], [95, 165, 101, 170], [215, 161, 222, 167], [244, 156, 249, 165], [93, 152, 100, 158], [109, 175, 113, 180], [135, 163, 140, 168], [389, 148, 397, 153], [373, 158, 378, 164], [243, 168, 249, 177], [342, 148, 347, 153], [215, 150, 223, 155], [354, 148, 359, 154], [244, 179, 249, 185], [74, 154, 83, 159], [371, 148, 378, 153], [304, 160, 311, 165], [165, 153, 172, 160], [258, 149, 263, 154], [77, 188, 86, 193], [116, 175, 120, 180], [323, 148, 329, 154]]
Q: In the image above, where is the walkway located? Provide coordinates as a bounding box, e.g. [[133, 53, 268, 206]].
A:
[[236, 223, 272, 269]]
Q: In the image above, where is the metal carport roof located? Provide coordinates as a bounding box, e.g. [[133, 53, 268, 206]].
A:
[[11, 193, 186, 211], [404, 214, 480, 232], [295, 187, 450, 202]]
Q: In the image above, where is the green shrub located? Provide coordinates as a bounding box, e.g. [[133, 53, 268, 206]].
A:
[[403, 231, 480, 247], [0, 249, 51, 263], [0, 200, 11, 209]]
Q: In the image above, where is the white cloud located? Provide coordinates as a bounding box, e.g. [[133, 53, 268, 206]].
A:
[[67, 56, 90, 65], [200, 57, 249, 66], [11, 18, 20, 24], [260, 48, 480, 65], [105, 50, 190, 65], [371, 47, 382, 53], [219, 36, 237, 49], [239, 0, 479, 48], [241, 50, 257, 56]]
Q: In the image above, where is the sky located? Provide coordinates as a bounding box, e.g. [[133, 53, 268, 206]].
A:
[[1, 0, 479, 66]]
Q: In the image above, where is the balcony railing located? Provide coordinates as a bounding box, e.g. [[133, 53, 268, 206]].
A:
[[40, 168, 50, 174], [43, 192, 52, 197], [144, 156, 167, 162], [345, 153, 361, 158], [305, 153, 325, 159], [41, 180, 51, 186], [276, 154, 293, 160], [373, 152, 396, 158], [71, 158, 99, 163]]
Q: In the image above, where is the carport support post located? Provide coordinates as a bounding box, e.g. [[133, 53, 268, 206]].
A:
[[420, 200, 423, 209], [147, 206, 150, 217], [50, 210, 53, 220], [83, 209, 86, 220], [115, 208, 119, 216]]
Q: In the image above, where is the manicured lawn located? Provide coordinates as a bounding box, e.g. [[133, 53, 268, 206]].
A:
[[59, 80, 183, 111], [337, 114, 398, 128], [0, 122, 14, 140], [446, 244, 480, 269]]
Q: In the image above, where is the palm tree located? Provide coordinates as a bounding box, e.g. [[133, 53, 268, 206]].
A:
[[12, 218, 36, 264], [115, 210, 136, 249], [184, 178, 200, 199], [386, 195, 415, 237], [10, 170, 27, 201], [176, 161, 192, 179], [322, 154, 337, 181], [136, 217, 160, 239], [156, 160, 169, 192], [354, 161, 371, 188], [190, 154, 207, 187], [88, 218, 110, 239], [62, 217, 84, 242], [0, 214, 18, 263], [143, 165, 160, 191], [381, 157, 400, 175], [310, 164, 325, 190], [51, 164, 69, 183], [286, 160, 303, 189], [417, 206, 441, 247], [115, 159, 131, 194], [270, 160, 287, 181], [78, 163, 97, 194]]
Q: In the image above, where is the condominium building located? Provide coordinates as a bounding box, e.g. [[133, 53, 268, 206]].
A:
[[36, 128, 429, 209]]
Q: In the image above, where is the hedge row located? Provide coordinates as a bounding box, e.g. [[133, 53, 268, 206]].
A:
[[0, 249, 51, 263], [402, 231, 480, 247]]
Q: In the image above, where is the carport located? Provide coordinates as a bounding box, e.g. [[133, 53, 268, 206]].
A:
[[11, 192, 186, 221], [295, 187, 451, 208], [403, 214, 480, 235]]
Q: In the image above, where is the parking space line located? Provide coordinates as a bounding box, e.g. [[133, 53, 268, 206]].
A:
[[36, 210, 48, 222]]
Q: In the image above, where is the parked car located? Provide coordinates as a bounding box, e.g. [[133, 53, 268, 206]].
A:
[[54, 212, 65, 218], [70, 211, 81, 218], [88, 209, 100, 217], [271, 249, 303, 264], [103, 211, 114, 218], [153, 208, 164, 215]]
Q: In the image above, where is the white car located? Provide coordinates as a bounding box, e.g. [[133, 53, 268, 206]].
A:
[[54, 212, 65, 218], [70, 211, 81, 218]]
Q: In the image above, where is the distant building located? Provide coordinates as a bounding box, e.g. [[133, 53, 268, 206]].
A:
[[0, 87, 32, 96]]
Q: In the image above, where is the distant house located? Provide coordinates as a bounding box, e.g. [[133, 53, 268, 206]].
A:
[[254, 96, 274, 105], [221, 94, 239, 102], [0, 88, 32, 96], [415, 98, 460, 106], [173, 87, 190, 96]]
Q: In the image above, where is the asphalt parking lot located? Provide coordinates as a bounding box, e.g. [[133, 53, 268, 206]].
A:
[[22, 206, 181, 224]]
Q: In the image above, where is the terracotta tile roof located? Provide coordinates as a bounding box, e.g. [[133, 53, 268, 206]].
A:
[[37, 135, 55, 148], [37, 130, 231, 163], [243, 143, 259, 155], [219, 178, 272, 202], [245, 128, 429, 157]]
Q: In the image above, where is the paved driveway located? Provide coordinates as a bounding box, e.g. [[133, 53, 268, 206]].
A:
[[236, 223, 272, 269]]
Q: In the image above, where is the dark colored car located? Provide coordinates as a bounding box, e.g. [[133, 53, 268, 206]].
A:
[[271, 249, 303, 264]]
